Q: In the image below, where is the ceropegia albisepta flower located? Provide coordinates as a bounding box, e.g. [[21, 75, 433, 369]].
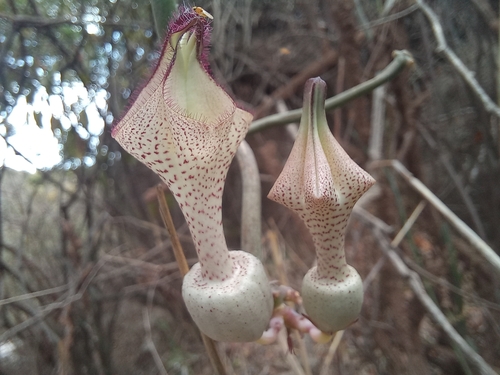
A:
[[268, 77, 375, 334], [112, 6, 273, 342]]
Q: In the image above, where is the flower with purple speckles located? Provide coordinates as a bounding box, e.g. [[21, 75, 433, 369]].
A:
[[268, 77, 375, 333], [112, 6, 272, 342]]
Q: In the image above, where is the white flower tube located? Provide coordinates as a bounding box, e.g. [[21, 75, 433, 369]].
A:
[[113, 6, 273, 342]]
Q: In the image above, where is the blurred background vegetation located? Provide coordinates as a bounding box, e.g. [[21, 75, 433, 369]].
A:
[[1, 0, 500, 374]]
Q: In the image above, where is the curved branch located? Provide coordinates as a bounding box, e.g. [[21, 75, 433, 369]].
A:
[[236, 140, 262, 257], [373, 160, 500, 275], [381, 233, 496, 375], [354, 207, 497, 375], [248, 50, 414, 134]]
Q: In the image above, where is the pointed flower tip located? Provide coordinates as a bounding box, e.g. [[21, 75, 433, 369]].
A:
[[304, 77, 327, 104], [269, 77, 375, 212]]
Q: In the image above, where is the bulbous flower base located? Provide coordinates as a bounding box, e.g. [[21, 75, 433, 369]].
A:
[[182, 251, 273, 342], [301, 265, 363, 333]]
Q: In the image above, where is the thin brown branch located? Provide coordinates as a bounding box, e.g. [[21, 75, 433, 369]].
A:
[[353, 207, 500, 312], [0, 258, 106, 343], [249, 50, 414, 134], [403, 254, 500, 313], [156, 186, 189, 276], [253, 48, 338, 119], [416, 0, 500, 119], [7, 300, 60, 343], [362, 4, 419, 29], [416, 122, 487, 239], [381, 236, 496, 375], [391, 200, 427, 247], [354, 209, 497, 375], [372, 160, 500, 274], [362, 255, 388, 292]]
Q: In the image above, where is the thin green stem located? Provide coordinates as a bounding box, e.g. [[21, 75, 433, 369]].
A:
[[248, 50, 414, 134]]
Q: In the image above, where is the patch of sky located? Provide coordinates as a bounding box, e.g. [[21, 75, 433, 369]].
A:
[[1, 80, 108, 173]]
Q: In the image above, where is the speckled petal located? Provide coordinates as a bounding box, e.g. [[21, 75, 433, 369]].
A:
[[112, 7, 253, 280], [268, 77, 375, 333], [268, 77, 375, 279]]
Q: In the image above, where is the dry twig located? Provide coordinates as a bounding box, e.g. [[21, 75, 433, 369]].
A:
[[143, 283, 169, 375], [0, 284, 68, 307], [0, 258, 106, 343], [416, 0, 500, 119], [249, 50, 414, 134], [253, 49, 338, 119], [372, 160, 500, 274], [416, 122, 487, 239], [353, 207, 498, 375]]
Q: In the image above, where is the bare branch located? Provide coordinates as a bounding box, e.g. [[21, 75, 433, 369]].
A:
[[362, 4, 419, 28], [0, 284, 68, 307], [402, 253, 500, 313], [143, 284, 169, 375], [249, 50, 414, 134], [156, 187, 190, 276], [0, 258, 106, 343], [372, 160, 500, 275], [382, 239, 496, 375], [416, 0, 500, 119], [391, 200, 427, 247], [354, 208, 497, 375], [416, 122, 487, 239]]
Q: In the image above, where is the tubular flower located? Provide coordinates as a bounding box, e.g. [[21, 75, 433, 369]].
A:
[[112, 6, 273, 342], [268, 77, 375, 334]]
